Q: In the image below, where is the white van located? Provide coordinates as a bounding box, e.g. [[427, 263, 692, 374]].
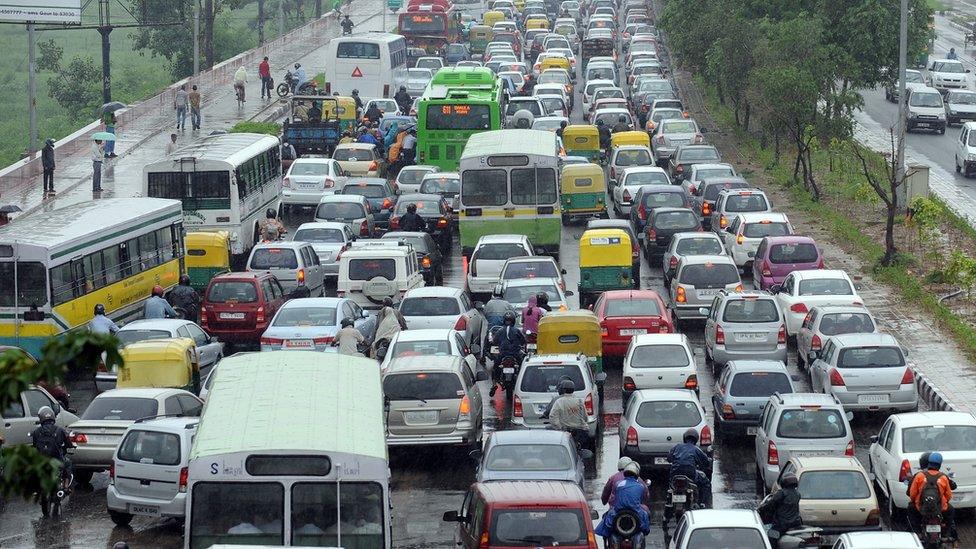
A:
[[337, 240, 426, 309], [246, 241, 326, 297], [906, 86, 947, 134]]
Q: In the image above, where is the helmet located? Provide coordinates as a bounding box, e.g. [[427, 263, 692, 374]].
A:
[[341, 317, 355, 328], [596, 119, 605, 126], [152, 285, 164, 297], [400, 85, 407, 91], [407, 203, 418, 213], [919, 451, 932, 469], [557, 378, 575, 394], [295, 62, 301, 69], [93, 303, 106, 316], [266, 208, 277, 219], [536, 292, 549, 305], [928, 452, 944, 469], [352, 89, 359, 94], [781, 473, 799, 488], [179, 274, 191, 286], [623, 461, 641, 477], [503, 311, 517, 325], [38, 406, 55, 422], [45, 138, 55, 146], [616, 457, 633, 470], [683, 428, 699, 444], [382, 297, 394, 308], [618, 114, 627, 123]]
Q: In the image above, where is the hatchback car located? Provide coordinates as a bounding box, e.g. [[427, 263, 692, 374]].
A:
[[467, 234, 535, 296], [630, 185, 690, 237], [381, 230, 444, 285], [643, 207, 701, 261], [396, 164, 439, 194], [905, 85, 947, 134], [752, 236, 824, 291], [200, 272, 288, 345], [475, 430, 589, 488], [612, 166, 671, 216], [388, 193, 453, 251], [314, 193, 376, 237], [593, 289, 672, 359], [693, 176, 752, 229], [652, 118, 703, 165], [772, 456, 880, 535], [500, 256, 567, 290], [771, 270, 861, 336], [332, 142, 387, 177], [620, 388, 710, 470], [667, 510, 772, 549], [722, 213, 794, 270], [797, 306, 878, 370], [668, 144, 722, 182], [683, 163, 736, 196], [1, 386, 78, 446], [712, 360, 795, 437], [378, 328, 481, 375], [400, 287, 485, 348], [246, 240, 326, 297], [608, 146, 653, 187], [281, 157, 347, 209], [499, 277, 570, 311], [622, 334, 697, 405], [662, 232, 725, 288], [110, 319, 224, 391], [512, 353, 605, 440], [292, 222, 355, 281], [339, 178, 398, 231], [702, 290, 786, 370], [259, 297, 375, 351], [944, 89, 976, 125], [709, 188, 772, 234], [956, 121, 976, 176], [669, 255, 741, 322]]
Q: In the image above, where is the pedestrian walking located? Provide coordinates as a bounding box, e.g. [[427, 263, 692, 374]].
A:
[[189, 85, 202, 130], [41, 138, 55, 197], [174, 85, 189, 130], [259, 56, 272, 99], [91, 139, 104, 192], [166, 133, 179, 155], [234, 66, 248, 104]]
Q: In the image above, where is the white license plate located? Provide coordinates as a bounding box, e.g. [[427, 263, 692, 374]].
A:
[[502, 367, 515, 374], [285, 339, 314, 349], [88, 435, 118, 445], [671, 494, 686, 503], [219, 312, 245, 320], [747, 426, 758, 435], [129, 504, 160, 516], [404, 410, 439, 424], [299, 183, 318, 189], [490, 346, 499, 354], [697, 290, 719, 298], [654, 457, 668, 465], [926, 524, 942, 533], [858, 394, 890, 404], [620, 329, 646, 336], [917, 123, 930, 127], [527, 343, 537, 351], [735, 332, 767, 342]]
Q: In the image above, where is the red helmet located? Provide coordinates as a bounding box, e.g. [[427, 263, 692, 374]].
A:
[[152, 285, 164, 297]]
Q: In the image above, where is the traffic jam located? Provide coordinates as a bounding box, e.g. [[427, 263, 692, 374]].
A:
[[0, 0, 971, 547]]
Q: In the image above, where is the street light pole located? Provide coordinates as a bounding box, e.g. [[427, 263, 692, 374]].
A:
[[895, 0, 908, 206], [27, 22, 37, 155], [193, 0, 200, 76]]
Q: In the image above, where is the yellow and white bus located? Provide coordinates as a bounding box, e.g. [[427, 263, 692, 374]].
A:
[[143, 132, 282, 259], [0, 198, 184, 357]]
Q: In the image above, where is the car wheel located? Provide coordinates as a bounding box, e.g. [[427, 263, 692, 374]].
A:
[[886, 481, 905, 525], [940, 126, 947, 135], [109, 510, 134, 527]]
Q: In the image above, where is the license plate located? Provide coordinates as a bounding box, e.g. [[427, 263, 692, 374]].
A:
[[917, 123, 930, 127], [697, 289, 719, 298], [527, 343, 537, 351], [503, 367, 515, 374], [671, 494, 686, 503], [404, 410, 439, 424], [219, 312, 245, 320], [858, 394, 890, 404], [654, 457, 668, 465], [794, 450, 830, 457], [299, 183, 318, 189], [490, 346, 499, 354], [129, 504, 160, 516], [747, 426, 758, 435], [926, 524, 942, 533], [735, 332, 767, 342], [88, 435, 118, 445], [285, 339, 314, 348], [620, 329, 646, 336]]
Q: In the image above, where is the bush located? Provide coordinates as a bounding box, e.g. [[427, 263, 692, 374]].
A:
[[229, 121, 281, 136]]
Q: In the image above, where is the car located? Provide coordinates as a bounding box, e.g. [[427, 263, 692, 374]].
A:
[[399, 287, 486, 348], [106, 417, 200, 526], [0, 386, 79, 445], [619, 388, 710, 470], [797, 305, 878, 370], [832, 532, 923, 549], [954, 121, 976, 177], [395, 164, 439, 194], [608, 146, 654, 191], [532, 113, 570, 131], [668, 144, 721, 182], [622, 334, 696, 405], [590, 98, 629, 123], [651, 118, 704, 165], [498, 277, 570, 311], [885, 68, 925, 102], [770, 270, 862, 336], [808, 333, 918, 413], [512, 353, 605, 440], [314, 193, 376, 237], [754, 392, 855, 493], [499, 256, 567, 290], [405, 67, 434, 96], [388, 193, 453, 251], [419, 171, 461, 214], [382, 230, 445, 285], [383, 355, 486, 448], [709, 188, 773, 234], [582, 79, 616, 111], [944, 89, 976, 125], [68, 388, 203, 484], [772, 456, 880, 535], [868, 411, 976, 517], [702, 290, 786, 371], [339, 178, 398, 231], [336, 240, 426, 310], [292, 221, 356, 281], [245, 240, 326, 297], [378, 328, 480, 375], [474, 430, 589, 488], [259, 297, 376, 351], [363, 98, 399, 116], [406, 46, 427, 68], [592, 109, 637, 133], [200, 272, 288, 345], [667, 509, 772, 549], [752, 235, 824, 291], [721, 212, 794, 270], [332, 143, 388, 177], [503, 97, 546, 126], [712, 360, 795, 437], [594, 290, 673, 360], [110, 319, 224, 390], [905, 86, 947, 134], [926, 58, 969, 92], [662, 231, 725, 288], [643, 207, 702, 261], [692, 176, 752, 229], [467, 234, 535, 297], [669, 254, 742, 322], [682, 162, 736, 196], [645, 107, 685, 134], [630, 185, 692, 237], [445, 43, 470, 64], [281, 157, 348, 209]]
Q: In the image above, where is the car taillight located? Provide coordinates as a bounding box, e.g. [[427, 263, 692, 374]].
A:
[[256, 306, 265, 323], [829, 368, 845, 386], [626, 426, 638, 446], [584, 393, 594, 415], [623, 190, 631, 202], [865, 508, 880, 526], [459, 394, 471, 418], [70, 432, 88, 444], [655, 134, 665, 144], [97, 362, 107, 373], [587, 531, 598, 549], [817, 257, 825, 269], [669, 256, 678, 270], [389, 216, 400, 229], [368, 160, 379, 171], [312, 336, 334, 345], [688, 185, 697, 195], [721, 404, 735, 420], [109, 462, 115, 483], [735, 284, 743, 292], [660, 323, 670, 333], [699, 424, 711, 445], [715, 324, 724, 344], [437, 217, 448, 228], [778, 324, 786, 344], [200, 306, 208, 327], [761, 261, 772, 276], [767, 440, 779, 465], [736, 234, 744, 245], [360, 220, 369, 236], [719, 215, 727, 228], [790, 303, 808, 314], [845, 439, 855, 457], [421, 255, 432, 268], [324, 177, 335, 188], [297, 268, 305, 284], [638, 203, 647, 220], [179, 467, 189, 493], [601, 323, 609, 337], [623, 376, 636, 391], [513, 395, 523, 416], [899, 458, 912, 482], [647, 228, 657, 240], [479, 530, 490, 549], [702, 202, 711, 215], [685, 374, 698, 390], [282, 177, 291, 188], [261, 337, 283, 345], [454, 316, 468, 330], [901, 368, 915, 385]]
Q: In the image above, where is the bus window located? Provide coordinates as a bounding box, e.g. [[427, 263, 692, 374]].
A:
[[0, 261, 48, 307], [337, 42, 381, 59], [511, 168, 557, 204], [102, 245, 123, 284], [291, 482, 385, 547], [461, 169, 507, 206], [190, 482, 284, 548]]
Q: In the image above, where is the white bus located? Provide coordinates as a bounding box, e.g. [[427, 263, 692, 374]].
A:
[[143, 133, 282, 258], [324, 33, 408, 99], [0, 198, 184, 357], [185, 351, 391, 549]]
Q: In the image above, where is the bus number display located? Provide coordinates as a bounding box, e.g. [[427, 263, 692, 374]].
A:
[[441, 105, 472, 115], [426, 103, 491, 130]]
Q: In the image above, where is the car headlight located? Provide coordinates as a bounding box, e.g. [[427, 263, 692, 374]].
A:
[[908, 111, 918, 119], [949, 110, 958, 115]]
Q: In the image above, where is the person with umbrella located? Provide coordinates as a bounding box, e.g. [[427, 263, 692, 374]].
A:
[[0, 204, 21, 227], [41, 138, 55, 197], [91, 132, 114, 192]]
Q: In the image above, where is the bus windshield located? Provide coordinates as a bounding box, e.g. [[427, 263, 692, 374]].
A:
[[0, 262, 47, 307], [425, 103, 492, 130]]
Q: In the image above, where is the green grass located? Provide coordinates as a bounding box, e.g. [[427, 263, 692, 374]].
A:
[[928, 0, 950, 13], [230, 121, 281, 135]]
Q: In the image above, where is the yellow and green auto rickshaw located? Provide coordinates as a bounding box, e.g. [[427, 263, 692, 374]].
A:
[[578, 228, 633, 309], [536, 310, 605, 373], [469, 25, 494, 55], [562, 124, 601, 162], [117, 338, 201, 394], [610, 130, 651, 150], [560, 163, 607, 224], [483, 10, 505, 28], [185, 231, 231, 293], [323, 96, 359, 134]]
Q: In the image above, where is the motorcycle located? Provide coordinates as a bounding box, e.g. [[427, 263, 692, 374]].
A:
[[910, 510, 952, 549], [662, 449, 714, 544], [525, 330, 537, 353], [39, 467, 73, 517], [604, 508, 646, 549], [276, 71, 318, 98], [497, 355, 520, 397]]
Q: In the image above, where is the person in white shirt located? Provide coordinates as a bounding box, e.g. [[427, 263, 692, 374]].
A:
[[234, 66, 248, 103], [91, 139, 104, 192], [165, 133, 178, 155]]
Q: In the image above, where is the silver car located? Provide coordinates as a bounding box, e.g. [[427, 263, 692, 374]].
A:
[[808, 333, 918, 413], [511, 353, 606, 439], [245, 240, 326, 297], [475, 429, 590, 488], [400, 286, 486, 348], [314, 194, 375, 238], [281, 157, 347, 208], [669, 254, 741, 321], [796, 306, 878, 370], [396, 165, 439, 194], [292, 221, 356, 280], [945, 89, 976, 125], [382, 355, 487, 448], [662, 232, 724, 288], [108, 319, 224, 392], [619, 388, 710, 470], [652, 118, 702, 164], [0, 386, 79, 446], [712, 360, 795, 438], [260, 297, 376, 351], [702, 290, 786, 372]]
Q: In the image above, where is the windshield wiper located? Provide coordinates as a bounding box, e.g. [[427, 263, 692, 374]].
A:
[[392, 395, 428, 403], [507, 536, 557, 545]]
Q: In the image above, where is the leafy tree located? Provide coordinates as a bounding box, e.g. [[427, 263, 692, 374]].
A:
[[47, 56, 102, 121]]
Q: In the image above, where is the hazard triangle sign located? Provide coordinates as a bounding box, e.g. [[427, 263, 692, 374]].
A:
[[351, 66, 363, 77]]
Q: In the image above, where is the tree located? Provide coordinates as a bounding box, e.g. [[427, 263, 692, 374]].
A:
[[850, 130, 905, 266], [47, 56, 103, 120]]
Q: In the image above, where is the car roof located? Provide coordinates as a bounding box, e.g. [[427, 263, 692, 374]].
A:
[[890, 411, 976, 427], [631, 333, 686, 345], [342, 177, 389, 187], [279, 297, 345, 309], [684, 509, 765, 529], [679, 254, 733, 266], [632, 388, 699, 401], [809, 305, 872, 315], [384, 355, 464, 373], [760, 235, 816, 246], [726, 359, 789, 373], [119, 319, 189, 331], [700, 176, 749, 186], [672, 231, 721, 241], [401, 164, 438, 173], [789, 455, 864, 471], [130, 416, 200, 433], [296, 221, 349, 231], [691, 162, 732, 171], [638, 185, 683, 193], [505, 256, 556, 264], [623, 166, 667, 175], [720, 289, 774, 300], [827, 332, 899, 346], [212, 271, 273, 281], [403, 286, 463, 298], [291, 157, 332, 164], [504, 277, 561, 288], [524, 353, 584, 365], [475, 480, 587, 505], [398, 192, 443, 202], [335, 143, 376, 150], [734, 212, 790, 223], [477, 234, 529, 243], [791, 269, 850, 280], [489, 429, 570, 445], [421, 171, 459, 179], [319, 194, 367, 203], [392, 328, 458, 341], [774, 392, 841, 406], [837, 532, 922, 548], [96, 387, 185, 399], [252, 240, 307, 250], [717, 187, 766, 196]]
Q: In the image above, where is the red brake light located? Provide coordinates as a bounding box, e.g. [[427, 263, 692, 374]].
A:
[[389, 216, 400, 229], [901, 368, 915, 385], [778, 324, 786, 344], [260, 337, 283, 345], [829, 368, 845, 386], [109, 462, 115, 483], [688, 185, 696, 195], [70, 432, 88, 444], [623, 190, 631, 202], [459, 394, 471, 416], [282, 177, 291, 188], [719, 215, 727, 228], [437, 217, 449, 228], [790, 303, 808, 314], [845, 439, 855, 457], [669, 256, 678, 269], [721, 404, 735, 420], [761, 261, 772, 277], [312, 336, 334, 345], [513, 395, 523, 416], [699, 424, 711, 446], [584, 393, 594, 415], [179, 467, 189, 493], [899, 459, 912, 482], [736, 234, 744, 245], [638, 203, 647, 220], [454, 315, 468, 330], [817, 257, 825, 269], [767, 440, 779, 465], [382, 198, 393, 210], [811, 334, 822, 350], [715, 324, 724, 344], [360, 220, 369, 236], [626, 425, 638, 446], [684, 374, 698, 390], [623, 376, 636, 391], [297, 268, 305, 284], [256, 306, 265, 324], [701, 202, 711, 216], [647, 228, 657, 240]]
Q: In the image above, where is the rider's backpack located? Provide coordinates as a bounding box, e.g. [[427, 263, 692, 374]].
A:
[[919, 471, 944, 517], [32, 427, 63, 459]]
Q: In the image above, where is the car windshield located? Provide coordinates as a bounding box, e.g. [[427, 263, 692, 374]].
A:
[[399, 168, 432, 186], [294, 228, 345, 243], [743, 222, 791, 238], [624, 171, 669, 185], [688, 528, 767, 547], [798, 471, 870, 500], [663, 120, 696, 133], [503, 261, 559, 279], [615, 149, 651, 166], [477, 243, 528, 261], [653, 211, 698, 230], [272, 307, 337, 327], [520, 365, 584, 393], [729, 371, 793, 397], [390, 339, 451, 357], [722, 299, 779, 322], [332, 148, 373, 161], [539, 72, 569, 85], [81, 397, 159, 421], [769, 243, 819, 264], [902, 425, 976, 453], [910, 92, 943, 108], [634, 400, 701, 428], [724, 194, 768, 212], [605, 297, 661, 317], [117, 329, 172, 346], [250, 248, 299, 269], [490, 510, 587, 546], [504, 284, 559, 304], [486, 444, 572, 471], [207, 281, 258, 303], [933, 61, 965, 73], [951, 92, 976, 104], [798, 278, 852, 296], [675, 237, 723, 256], [343, 184, 387, 198], [777, 408, 847, 439], [348, 258, 396, 281], [400, 297, 461, 316], [421, 177, 461, 195], [837, 346, 905, 368], [819, 313, 875, 335], [678, 263, 740, 288], [630, 344, 689, 368], [384, 372, 461, 400], [315, 202, 365, 220], [678, 147, 720, 162], [289, 162, 329, 176], [905, 71, 924, 83]]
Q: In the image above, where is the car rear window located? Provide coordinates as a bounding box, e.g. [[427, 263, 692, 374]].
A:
[[614, 149, 652, 166], [837, 346, 905, 368], [520, 365, 584, 393], [333, 148, 374, 161], [653, 210, 698, 230], [702, 182, 749, 200], [642, 192, 685, 208], [678, 263, 740, 288], [629, 344, 689, 368], [798, 278, 853, 296], [819, 313, 875, 335], [289, 162, 329, 176], [383, 372, 462, 400], [294, 228, 345, 243], [769, 243, 819, 264], [724, 194, 769, 212], [206, 281, 258, 303], [503, 284, 559, 305], [486, 444, 571, 471], [490, 509, 587, 546], [777, 408, 847, 439], [722, 298, 779, 322], [729, 372, 792, 397], [624, 171, 669, 186], [117, 329, 171, 346], [902, 425, 976, 453], [348, 258, 396, 281], [693, 167, 733, 181], [272, 307, 337, 327], [118, 430, 182, 466], [605, 297, 661, 317], [798, 471, 870, 500], [390, 339, 451, 357], [395, 200, 441, 215], [677, 147, 719, 162], [634, 400, 701, 428], [420, 178, 460, 195], [343, 184, 387, 198], [476, 243, 528, 261], [81, 397, 159, 421], [662, 120, 696, 133], [250, 248, 299, 270], [398, 169, 431, 186], [675, 237, 723, 256], [688, 528, 766, 547], [400, 297, 461, 316], [743, 222, 791, 239], [503, 261, 559, 279], [315, 202, 366, 220]]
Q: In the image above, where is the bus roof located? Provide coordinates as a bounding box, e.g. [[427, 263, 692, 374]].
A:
[[459, 129, 559, 159], [189, 351, 387, 461], [430, 66, 498, 88], [156, 132, 280, 168], [329, 31, 407, 46]]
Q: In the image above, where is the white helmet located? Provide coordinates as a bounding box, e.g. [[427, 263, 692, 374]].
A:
[[616, 457, 633, 471]]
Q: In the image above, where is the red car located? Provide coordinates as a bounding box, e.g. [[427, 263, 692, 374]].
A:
[[200, 272, 288, 345], [593, 290, 673, 358]]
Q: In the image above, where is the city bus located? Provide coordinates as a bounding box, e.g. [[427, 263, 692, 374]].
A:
[[458, 129, 562, 258], [416, 67, 504, 171], [143, 133, 281, 260], [185, 351, 390, 549], [323, 33, 408, 99], [0, 198, 184, 357], [398, 0, 458, 53]]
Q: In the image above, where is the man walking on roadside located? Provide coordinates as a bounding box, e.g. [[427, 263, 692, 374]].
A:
[[41, 138, 55, 197], [189, 85, 202, 130], [91, 139, 104, 192], [259, 56, 272, 99], [166, 133, 179, 155], [174, 84, 189, 131]]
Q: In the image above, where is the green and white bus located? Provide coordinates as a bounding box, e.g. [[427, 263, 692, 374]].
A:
[[458, 129, 562, 257], [185, 351, 390, 549]]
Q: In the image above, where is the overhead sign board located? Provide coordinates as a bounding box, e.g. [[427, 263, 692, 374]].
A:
[[0, 1, 82, 24]]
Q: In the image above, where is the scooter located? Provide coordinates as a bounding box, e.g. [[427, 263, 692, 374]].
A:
[[39, 468, 73, 517], [604, 508, 646, 549]]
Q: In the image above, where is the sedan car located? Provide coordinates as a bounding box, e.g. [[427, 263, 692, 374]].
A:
[[292, 222, 356, 281], [771, 270, 862, 336], [281, 157, 348, 209], [619, 388, 710, 470], [499, 256, 567, 290], [668, 144, 722, 182], [475, 430, 589, 489], [332, 143, 387, 178], [399, 287, 485, 348], [108, 319, 224, 392], [712, 360, 795, 437], [378, 328, 480, 375], [797, 305, 878, 370], [593, 290, 673, 359], [612, 167, 671, 217], [259, 297, 376, 352], [772, 456, 880, 536], [388, 193, 453, 251]]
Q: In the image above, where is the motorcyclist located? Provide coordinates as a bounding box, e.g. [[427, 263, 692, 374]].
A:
[[594, 462, 651, 547], [666, 428, 712, 508], [89, 303, 119, 335], [394, 86, 412, 115], [351, 89, 364, 114], [536, 291, 552, 312], [521, 294, 545, 336], [341, 14, 354, 35], [602, 456, 651, 507], [293, 63, 308, 94], [521, 74, 536, 96], [758, 473, 802, 548], [168, 274, 201, 323], [332, 317, 367, 357], [364, 102, 383, 125], [260, 208, 286, 241], [31, 406, 73, 515], [489, 311, 525, 397], [144, 285, 178, 319], [908, 451, 957, 544], [398, 203, 427, 232], [596, 119, 612, 155], [482, 293, 514, 360], [612, 114, 631, 133], [546, 379, 589, 448]]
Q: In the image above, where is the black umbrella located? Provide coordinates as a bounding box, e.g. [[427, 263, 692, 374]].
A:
[[100, 102, 126, 115], [0, 204, 22, 214]]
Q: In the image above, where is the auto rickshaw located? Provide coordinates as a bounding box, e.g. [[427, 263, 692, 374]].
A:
[[526, 18, 549, 30], [536, 310, 604, 373], [610, 130, 651, 150], [185, 231, 231, 292], [469, 25, 493, 55], [560, 163, 607, 224], [323, 95, 359, 134], [483, 10, 505, 28], [578, 228, 633, 309], [562, 124, 601, 162], [117, 338, 202, 394], [540, 56, 571, 73]]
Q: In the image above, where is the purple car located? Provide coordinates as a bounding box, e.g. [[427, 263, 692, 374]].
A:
[[752, 236, 824, 290]]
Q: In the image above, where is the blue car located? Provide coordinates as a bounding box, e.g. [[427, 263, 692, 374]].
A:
[[339, 178, 398, 231], [445, 43, 470, 65]]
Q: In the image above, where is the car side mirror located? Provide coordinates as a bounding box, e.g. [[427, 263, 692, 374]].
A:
[[595, 371, 607, 384], [561, 268, 567, 274], [475, 369, 488, 382], [579, 448, 594, 460], [565, 290, 575, 296], [698, 307, 709, 316], [442, 510, 461, 522], [870, 435, 879, 444], [846, 411, 855, 422], [589, 507, 600, 520], [769, 284, 781, 294]]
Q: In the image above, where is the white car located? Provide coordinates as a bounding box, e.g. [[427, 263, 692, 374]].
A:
[[107, 319, 224, 392], [497, 277, 570, 311], [281, 158, 348, 208], [667, 510, 771, 549], [395, 165, 439, 194], [868, 411, 976, 516], [499, 256, 567, 291], [292, 221, 356, 280], [771, 270, 862, 336], [378, 328, 479, 376], [363, 98, 399, 116], [612, 166, 671, 216], [467, 234, 535, 296], [682, 162, 736, 196], [796, 305, 878, 370], [405, 68, 434, 97], [399, 287, 486, 348], [954, 121, 976, 177], [721, 212, 794, 269], [927, 58, 969, 92], [832, 532, 923, 549], [622, 333, 697, 405]]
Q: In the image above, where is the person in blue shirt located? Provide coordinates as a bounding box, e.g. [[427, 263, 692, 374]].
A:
[[667, 428, 712, 508], [947, 48, 958, 60], [595, 461, 650, 546], [489, 311, 525, 397], [144, 285, 178, 319], [89, 304, 119, 335], [357, 128, 379, 146]]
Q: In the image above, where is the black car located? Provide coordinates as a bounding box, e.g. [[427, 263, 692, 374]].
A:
[[381, 231, 444, 285], [667, 144, 722, 183], [407, 47, 427, 68], [694, 176, 751, 229], [629, 184, 691, 235], [419, 173, 460, 229], [643, 207, 701, 261], [388, 193, 453, 252]]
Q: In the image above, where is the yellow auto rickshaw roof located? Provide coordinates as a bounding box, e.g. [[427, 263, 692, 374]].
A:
[[186, 231, 230, 247], [579, 228, 632, 265], [563, 124, 599, 138], [120, 338, 197, 362], [538, 310, 601, 327], [541, 57, 570, 68], [561, 163, 604, 180], [611, 131, 651, 148]]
